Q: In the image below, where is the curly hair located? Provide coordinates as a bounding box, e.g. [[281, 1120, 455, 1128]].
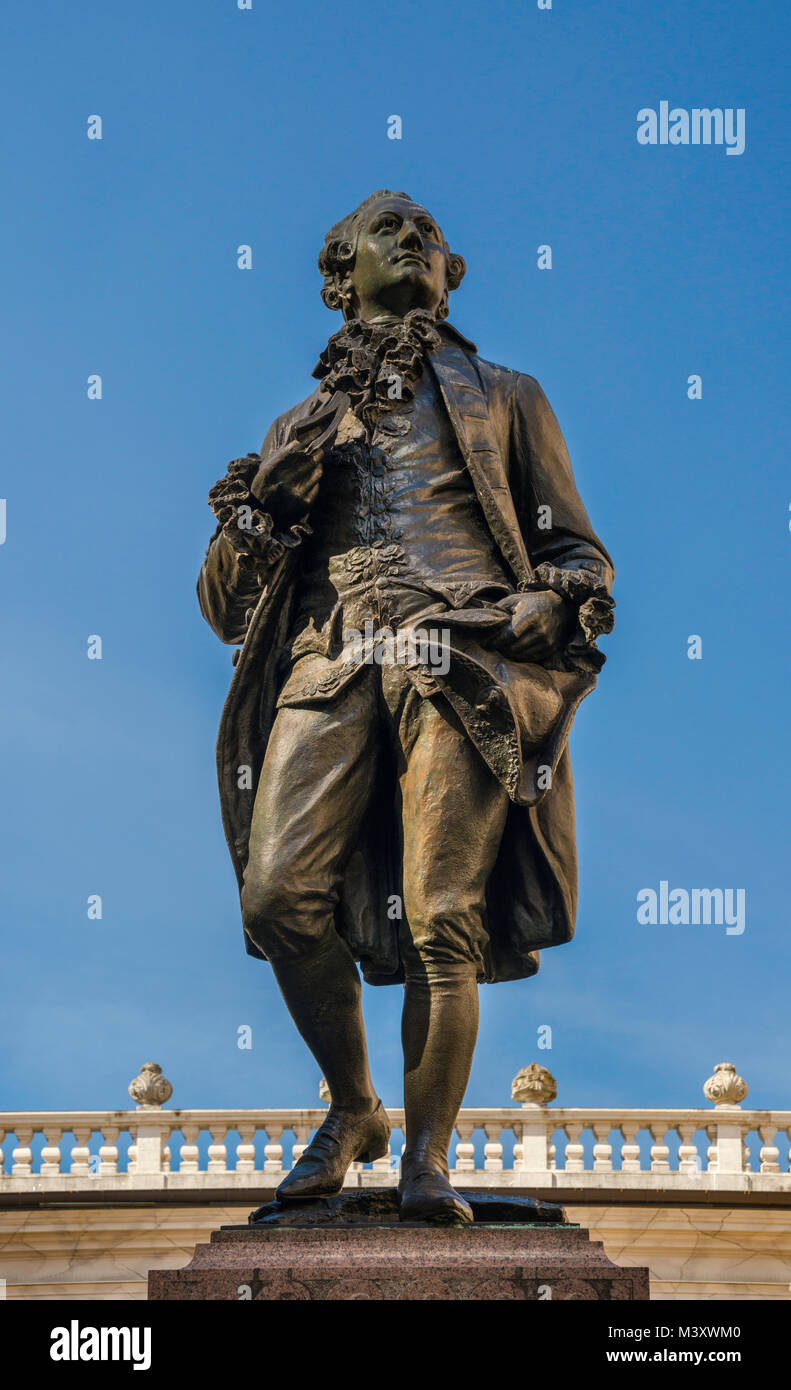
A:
[[317, 190, 466, 321]]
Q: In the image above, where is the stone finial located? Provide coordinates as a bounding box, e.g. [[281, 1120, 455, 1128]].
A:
[[319, 1077, 331, 1105], [128, 1063, 172, 1108], [511, 1062, 557, 1107], [703, 1062, 748, 1108]]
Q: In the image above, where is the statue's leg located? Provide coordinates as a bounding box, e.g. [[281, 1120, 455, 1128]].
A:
[[242, 675, 390, 1197], [395, 687, 509, 1222]]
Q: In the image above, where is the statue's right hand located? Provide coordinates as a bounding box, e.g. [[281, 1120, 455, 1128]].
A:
[[250, 389, 349, 507], [250, 446, 323, 511]]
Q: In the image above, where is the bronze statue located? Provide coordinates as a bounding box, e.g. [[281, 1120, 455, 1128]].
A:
[[198, 190, 614, 1223]]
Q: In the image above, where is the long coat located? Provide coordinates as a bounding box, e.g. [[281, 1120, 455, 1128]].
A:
[[198, 328, 614, 984]]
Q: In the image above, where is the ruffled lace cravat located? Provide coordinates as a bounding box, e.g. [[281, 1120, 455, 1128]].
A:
[[312, 308, 442, 435]]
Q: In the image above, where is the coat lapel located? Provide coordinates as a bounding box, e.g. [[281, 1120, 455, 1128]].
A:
[[430, 343, 532, 587]]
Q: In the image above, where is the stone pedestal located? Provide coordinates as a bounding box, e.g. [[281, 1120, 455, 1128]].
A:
[[148, 1191, 649, 1301]]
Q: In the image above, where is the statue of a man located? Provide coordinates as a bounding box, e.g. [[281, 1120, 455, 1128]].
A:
[[198, 190, 614, 1223]]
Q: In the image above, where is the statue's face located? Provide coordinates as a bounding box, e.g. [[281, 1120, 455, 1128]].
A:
[[348, 196, 447, 321]]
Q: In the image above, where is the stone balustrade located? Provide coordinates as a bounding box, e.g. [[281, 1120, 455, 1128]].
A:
[[2, 1061, 789, 1202]]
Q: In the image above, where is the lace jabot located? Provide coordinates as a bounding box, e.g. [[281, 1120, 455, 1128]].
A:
[[312, 309, 442, 435]]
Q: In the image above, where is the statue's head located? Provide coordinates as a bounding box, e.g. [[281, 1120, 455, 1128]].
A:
[[318, 190, 466, 323]]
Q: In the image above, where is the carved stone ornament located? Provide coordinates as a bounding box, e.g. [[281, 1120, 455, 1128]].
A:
[[511, 1062, 557, 1106], [319, 1077, 331, 1105], [128, 1062, 173, 1108], [703, 1062, 748, 1108]]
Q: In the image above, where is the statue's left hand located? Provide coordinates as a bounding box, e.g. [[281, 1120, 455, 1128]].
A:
[[496, 590, 574, 661]]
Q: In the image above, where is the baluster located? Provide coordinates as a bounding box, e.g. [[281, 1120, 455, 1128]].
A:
[[0, 1131, 5, 1175], [649, 1123, 670, 1173], [620, 1123, 642, 1173], [758, 1125, 779, 1173], [69, 1127, 92, 1176], [179, 1125, 200, 1174], [41, 1126, 63, 1176], [454, 1122, 476, 1172], [483, 1123, 503, 1172], [236, 1124, 257, 1173], [548, 1140, 557, 1171], [98, 1126, 119, 1176], [677, 1124, 701, 1176], [292, 1124, 311, 1166], [563, 1123, 585, 1172], [706, 1125, 718, 1173], [263, 1124, 284, 1174], [371, 1133, 392, 1176], [208, 1125, 229, 1173], [11, 1128, 34, 1177], [592, 1122, 613, 1172]]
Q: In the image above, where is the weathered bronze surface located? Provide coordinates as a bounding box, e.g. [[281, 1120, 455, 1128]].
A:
[[198, 191, 614, 1223], [246, 1189, 568, 1228]]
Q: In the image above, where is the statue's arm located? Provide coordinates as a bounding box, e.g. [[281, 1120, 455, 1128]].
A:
[[197, 390, 350, 644], [499, 373, 615, 667], [510, 372, 614, 590], [197, 419, 299, 645]]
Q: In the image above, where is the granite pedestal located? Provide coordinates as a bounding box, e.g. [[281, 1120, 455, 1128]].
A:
[[148, 1190, 650, 1300]]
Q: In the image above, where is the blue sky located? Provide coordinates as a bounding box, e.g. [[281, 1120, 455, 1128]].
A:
[[1, 0, 789, 1118]]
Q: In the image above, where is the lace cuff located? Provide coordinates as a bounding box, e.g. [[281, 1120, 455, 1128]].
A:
[[208, 453, 311, 580], [519, 562, 615, 673]]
